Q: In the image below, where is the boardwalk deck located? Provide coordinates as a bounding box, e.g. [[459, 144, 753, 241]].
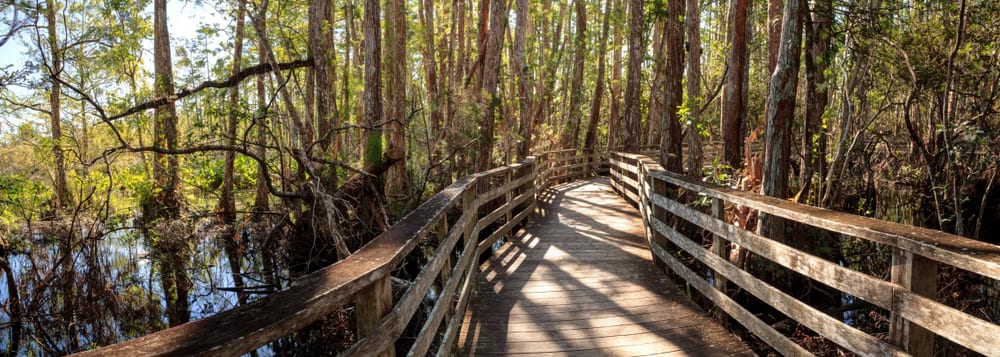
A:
[[459, 177, 754, 356]]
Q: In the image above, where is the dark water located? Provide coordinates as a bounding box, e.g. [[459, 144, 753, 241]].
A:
[[0, 219, 284, 355]]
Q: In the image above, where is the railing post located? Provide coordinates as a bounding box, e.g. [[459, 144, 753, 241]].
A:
[[505, 169, 514, 236], [710, 198, 730, 325], [889, 248, 937, 357], [356, 274, 394, 357]]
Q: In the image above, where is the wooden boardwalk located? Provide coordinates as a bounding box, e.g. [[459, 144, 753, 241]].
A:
[[459, 177, 754, 356]]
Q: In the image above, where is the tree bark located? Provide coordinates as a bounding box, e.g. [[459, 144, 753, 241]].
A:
[[685, 0, 703, 178], [622, 0, 643, 153], [45, 0, 70, 212], [607, 0, 624, 149], [310, 0, 339, 193], [563, 0, 586, 149], [514, 0, 534, 159], [475, 0, 508, 172], [800, 0, 832, 202], [584, 0, 612, 153], [760, 0, 805, 243], [253, 6, 270, 214], [721, 0, 749, 169], [647, 20, 666, 147], [220, 0, 247, 225], [362, 0, 383, 167], [661, 0, 684, 172], [385, 0, 408, 212]]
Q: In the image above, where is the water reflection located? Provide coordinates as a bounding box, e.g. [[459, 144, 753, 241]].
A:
[[0, 218, 286, 355]]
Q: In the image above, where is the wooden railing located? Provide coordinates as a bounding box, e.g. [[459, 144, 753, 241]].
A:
[[609, 151, 1000, 357], [75, 149, 609, 357]]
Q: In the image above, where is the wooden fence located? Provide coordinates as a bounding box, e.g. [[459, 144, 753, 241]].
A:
[[74, 148, 608, 357], [609, 151, 1000, 357]]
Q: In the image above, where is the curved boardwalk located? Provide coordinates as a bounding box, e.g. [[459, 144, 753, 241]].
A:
[[458, 177, 754, 356]]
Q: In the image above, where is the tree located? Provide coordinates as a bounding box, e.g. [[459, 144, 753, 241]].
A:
[[513, 0, 534, 159], [475, 0, 508, 172], [799, 0, 832, 201], [363, 0, 383, 168], [760, 0, 805, 243], [684, 0, 703, 178], [622, 0, 643, 153], [721, 0, 749, 169], [584, 0, 612, 153], [44, 0, 70, 212], [385, 0, 408, 211], [660, 0, 684, 172], [562, 0, 586, 149]]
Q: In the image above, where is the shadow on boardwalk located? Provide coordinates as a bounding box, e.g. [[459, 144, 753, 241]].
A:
[[458, 177, 754, 356]]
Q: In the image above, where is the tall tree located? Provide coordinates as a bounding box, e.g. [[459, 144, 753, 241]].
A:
[[760, 0, 805, 242], [475, 0, 508, 172], [220, 0, 247, 225], [584, 0, 612, 152], [310, 0, 339, 190], [799, 0, 832, 201], [151, 0, 188, 327], [721, 0, 749, 169], [514, 0, 534, 159], [253, 3, 270, 214], [607, 0, 624, 148], [385, 0, 408, 210], [660, 0, 684, 172], [563, 0, 587, 149], [44, 0, 70, 212], [622, 0, 643, 153], [684, 0, 703, 178], [647, 21, 665, 146], [767, 0, 783, 75], [362, 0, 383, 167]]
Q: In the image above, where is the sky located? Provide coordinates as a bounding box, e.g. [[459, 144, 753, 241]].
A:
[[0, 1, 227, 130]]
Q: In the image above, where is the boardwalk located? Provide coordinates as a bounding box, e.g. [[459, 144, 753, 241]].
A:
[[459, 177, 754, 356]]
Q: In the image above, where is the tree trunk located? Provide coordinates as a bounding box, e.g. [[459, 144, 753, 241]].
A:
[[475, 0, 508, 172], [584, 0, 612, 153], [385, 0, 408, 213], [660, 0, 684, 172], [800, 0, 832, 202], [767, 0, 783, 75], [685, 0, 703, 178], [253, 7, 270, 214], [45, 0, 70, 212], [760, 0, 805, 243], [514, 0, 534, 159], [647, 21, 666, 147], [310, 0, 339, 192], [220, 0, 248, 306], [220, 0, 246, 225], [152, 0, 189, 327], [563, 0, 586, 149], [607, 0, 624, 149], [362, 0, 383, 167], [721, 0, 749, 169], [622, 0, 643, 153]]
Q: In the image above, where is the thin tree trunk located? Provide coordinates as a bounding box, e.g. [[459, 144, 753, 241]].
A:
[[385, 0, 408, 212], [607, 0, 623, 149], [584, 0, 612, 153], [647, 21, 666, 147], [622, 0, 643, 153], [362, 0, 383, 167], [45, 0, 70, 212], [721, 0, 749, 169], [310, 0, 339, 192], [514, 0, 534, 159], [220, 0, 248, 306], [475, 0, 508, 172], [253, 6, 270, 214], [800, 0, 832, 202], [685, 0, 703, 178], [661, 0, 684, 172], [563, 0, 586, 149], [760, 0, 805, 243]]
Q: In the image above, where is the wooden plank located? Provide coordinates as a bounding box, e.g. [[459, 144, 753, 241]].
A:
[[647, 169, 1000, 281], [889, 248, 937, 357], [355, 275, 394, 357], [408, 213, 480, 357], [649, 241, 811, 357], [649, 217, 907, 356], [898, 291, 1000, 356], [650, 192, 896, 310]]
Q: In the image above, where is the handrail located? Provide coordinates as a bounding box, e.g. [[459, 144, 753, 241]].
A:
[[608, 151, 1000, 357], [74, 148, 609, 357]]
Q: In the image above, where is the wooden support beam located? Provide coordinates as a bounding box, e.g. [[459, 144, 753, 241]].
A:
[[889, 248, 937, 357]]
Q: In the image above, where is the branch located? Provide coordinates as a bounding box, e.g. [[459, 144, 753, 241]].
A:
[[106, 59, 312, 121]]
